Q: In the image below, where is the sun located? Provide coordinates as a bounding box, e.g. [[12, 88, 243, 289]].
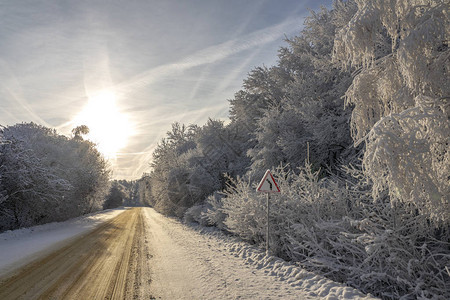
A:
[[73, 90, 134, 159]]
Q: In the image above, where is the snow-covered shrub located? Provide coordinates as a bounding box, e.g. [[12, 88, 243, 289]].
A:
[[221, 172, 267, 245], [343, 201, 450, 299], [222, 165, 350, 256], [183, 192, 229, 228], [204, 192, 227, 230], [183, 204, 210, 226], [222, 164, 450, 299], [290, 165, 449, 299], [272, 165, 352, 261]]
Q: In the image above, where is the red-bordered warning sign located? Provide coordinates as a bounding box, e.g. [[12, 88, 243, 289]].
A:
[[256, 169, 280, 193]]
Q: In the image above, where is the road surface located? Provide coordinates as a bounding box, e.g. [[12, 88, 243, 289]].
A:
[[0, 208, 151, 299]]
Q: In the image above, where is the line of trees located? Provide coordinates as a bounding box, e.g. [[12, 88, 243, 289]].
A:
[[140, 1, 449, 298], [0, 123, 111, 231], [104, 179, 140, 209]]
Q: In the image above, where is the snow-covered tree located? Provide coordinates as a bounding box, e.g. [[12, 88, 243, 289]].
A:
[[64, 137, 110, 215], [117, 180, 139, 206], [148, 122, 198, 216], [71, 125, 89, 139], [103, 181, 124, 209], [0, 123, 110, 231], [247, 2, 357, 173], [228, 65, 288, 142], [333, 0, 449, 222], [147, 119, 250, 217], [137, 173, 153, 207], [0, 123, 72, 229]]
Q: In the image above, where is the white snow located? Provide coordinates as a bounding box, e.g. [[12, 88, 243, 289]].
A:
[[142, 207, 378, 300], [0, 207, 128, 276]]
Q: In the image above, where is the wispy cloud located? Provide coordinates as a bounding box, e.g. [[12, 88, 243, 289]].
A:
[[0, 62, 51, 127], [212, 49, 260, 96], [115, 16, 305, 96]]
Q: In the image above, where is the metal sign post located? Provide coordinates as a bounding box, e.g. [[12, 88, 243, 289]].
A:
[[266, 192, 270, 253], [256, 169, 280, 255]]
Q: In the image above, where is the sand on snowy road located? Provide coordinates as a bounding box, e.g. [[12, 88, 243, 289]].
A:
[[0, 207, 152, 300]]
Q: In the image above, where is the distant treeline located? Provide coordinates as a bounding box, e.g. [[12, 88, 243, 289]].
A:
[[138, 1, 449, 299]]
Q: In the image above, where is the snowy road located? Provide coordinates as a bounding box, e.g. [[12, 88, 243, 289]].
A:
[[0, 207, 376, 299], [0, 208, 150, 299]]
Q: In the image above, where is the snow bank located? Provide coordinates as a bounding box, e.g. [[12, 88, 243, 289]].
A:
[[0, 207, 128, 276], [188, 225, 378, 300]]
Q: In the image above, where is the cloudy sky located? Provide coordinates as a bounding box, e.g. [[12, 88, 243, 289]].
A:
[[0, 0, 329, 179]]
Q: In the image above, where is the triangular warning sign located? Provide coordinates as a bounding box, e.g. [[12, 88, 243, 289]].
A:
[[256, 170, 280, 193]]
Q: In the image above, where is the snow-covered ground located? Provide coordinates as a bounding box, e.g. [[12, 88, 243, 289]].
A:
[[143, 208, 377, 299], [0, 207, 378, 299], [0, 207, 128, 276]]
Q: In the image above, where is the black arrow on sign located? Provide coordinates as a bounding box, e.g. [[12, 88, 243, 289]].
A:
[[266, 179, 272, 190]]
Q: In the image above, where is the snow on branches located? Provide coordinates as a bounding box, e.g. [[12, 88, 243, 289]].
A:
[[364, 96, 449, 223], [333, 0, 449, 222]]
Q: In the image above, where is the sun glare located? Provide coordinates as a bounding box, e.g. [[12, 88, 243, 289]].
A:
[[73, 90, 134, 159]]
